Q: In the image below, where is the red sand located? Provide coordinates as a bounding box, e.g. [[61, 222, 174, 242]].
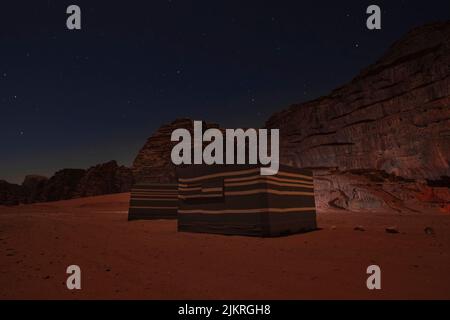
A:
[[0, 193, 449, 299]]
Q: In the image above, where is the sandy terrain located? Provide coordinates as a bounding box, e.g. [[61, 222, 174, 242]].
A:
[[0, 193, 449, 300]]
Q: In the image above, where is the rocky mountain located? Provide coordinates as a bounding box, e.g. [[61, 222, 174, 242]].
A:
[[22, 175, 48, 203], [265, 21, 450, 213], [0, 161, 133, 206], [40, 169, 86, 202]]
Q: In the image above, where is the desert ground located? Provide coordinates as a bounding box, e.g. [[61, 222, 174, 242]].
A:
[[0, 193, 449, 299]]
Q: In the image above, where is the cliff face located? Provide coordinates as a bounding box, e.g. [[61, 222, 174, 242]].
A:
[[132, 118, 220, 183], [266, 22, 450, 213]]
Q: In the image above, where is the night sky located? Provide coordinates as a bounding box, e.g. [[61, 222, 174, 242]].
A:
[[1, 0, 449, 183]]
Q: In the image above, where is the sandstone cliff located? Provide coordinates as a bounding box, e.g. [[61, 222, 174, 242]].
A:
[[265, 22, 450, 213]]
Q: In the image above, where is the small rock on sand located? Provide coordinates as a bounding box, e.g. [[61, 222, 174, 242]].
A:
[[386, 226, 399, 234], [424, 227, 435, 235], [354, 226, 365, 231]]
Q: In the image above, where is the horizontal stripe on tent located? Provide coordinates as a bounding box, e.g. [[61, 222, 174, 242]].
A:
[[178, 168, 260, 183], [131, 194, 178, 197], [225, 179, 314, 189], [225, 174, 313, 185], [179, 169, 313, 184], [178, 187, 202, 192], [178, 187, 222, 192], [178, 207, 316, 214], [131, 196, 178, 199], [178, 183, 201, 188], [225, 189, 314, 197], [178, 189, 314, 199], [179, 193, 223, 199], [132, 193, 178, 196], [133, 183, 177, 189], [130, 198, 179, 201], [131, 193, 178, 197], [132, 189, 178, 193]]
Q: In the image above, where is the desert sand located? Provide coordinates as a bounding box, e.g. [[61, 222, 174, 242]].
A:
[[0, 193, 449, 300]]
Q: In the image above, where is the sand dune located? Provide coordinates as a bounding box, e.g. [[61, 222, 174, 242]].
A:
[[0, 193, 449, 299]]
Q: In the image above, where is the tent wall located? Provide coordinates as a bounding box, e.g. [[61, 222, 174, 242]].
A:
[[177, 165, 317, 237], [128, 183, 178, 220]]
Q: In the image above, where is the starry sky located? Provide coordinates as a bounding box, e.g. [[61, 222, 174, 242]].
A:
[[1, 0, 449, 183]]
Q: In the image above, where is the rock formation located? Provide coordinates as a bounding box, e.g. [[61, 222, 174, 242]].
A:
[[22, 175, 48, 203], [40, 169, 86, 202], [265, 22, 450, 212], [0, 180, 24, 206], [132, 118, 220, 183], [75, 160, 133, 197], [0, 161, 133, 206]]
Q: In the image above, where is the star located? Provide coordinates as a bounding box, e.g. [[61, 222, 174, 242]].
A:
[[355, 43, 359, 48], [19, 131, 24, 136], [2, 73, 6, 77]]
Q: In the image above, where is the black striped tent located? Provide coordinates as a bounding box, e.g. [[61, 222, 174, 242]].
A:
[[128, 183, 178, 220], [176, 164, 317, 237]]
